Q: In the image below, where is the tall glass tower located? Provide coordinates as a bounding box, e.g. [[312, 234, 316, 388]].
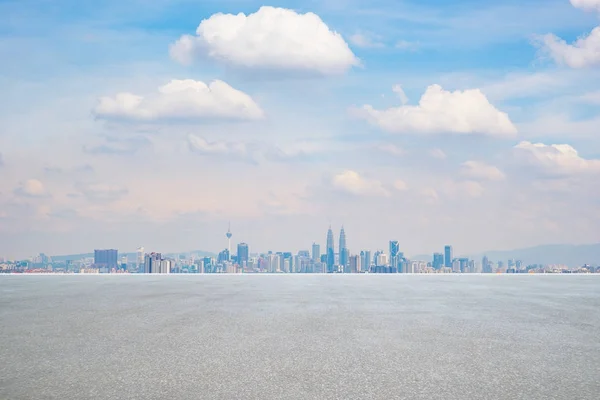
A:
[[326, 226, 335, 273], [389, 241, 400, 269], [339, 226, 348, 269], [444, 245, 453, 268]]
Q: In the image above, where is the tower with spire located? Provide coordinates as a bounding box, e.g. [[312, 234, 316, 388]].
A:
[[339, 226, 348, 270], [226, 223, 232, 261], [326, 226, 335, 273]]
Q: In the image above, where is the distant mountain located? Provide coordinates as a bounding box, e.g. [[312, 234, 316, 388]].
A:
[[412, 244, 600, 267]]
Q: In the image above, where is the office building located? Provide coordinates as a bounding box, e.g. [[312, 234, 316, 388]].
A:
[[389, 241, 400, 268], [144, 253, 171, 274], [94, 249, 118, 271], [237, 243, 249, 266], [433, 253, 444, 270], [326, 226, 335, 273], [444, 245, 453, 268], [312, 243, 321, 262], [339, 226, 348, 269]]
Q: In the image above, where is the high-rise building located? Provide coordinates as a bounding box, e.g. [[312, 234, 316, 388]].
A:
[[389, 241, 400, 268], [482, 255, 492, 273], [237, 243, 249, 266], [326, 226, 335, 273], [339, 226, 348, 269], [459, 258, 469, 273], [433, 253, 444, 270], [376, 253, 388, 267], [136, 247, 144, 270], [143, 252, 170, 274], [361, 251, 371, 272], [312, 243, 321, 262], [349, 255, 361, 273], [94, 249, 118, 271], [444, 245, 453, 268]]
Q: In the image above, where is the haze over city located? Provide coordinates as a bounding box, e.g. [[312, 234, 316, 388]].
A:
[[2, 0, 600, 260]]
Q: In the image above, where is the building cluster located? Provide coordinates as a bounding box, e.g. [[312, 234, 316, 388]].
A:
[[1, 226, 599, 274]]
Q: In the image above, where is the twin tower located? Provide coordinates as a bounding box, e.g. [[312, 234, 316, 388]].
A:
[[326, 226, 348, 273]]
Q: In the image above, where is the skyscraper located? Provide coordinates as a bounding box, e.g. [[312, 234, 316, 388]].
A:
[[339, 226, 348, 269], [326, 226, 335, 273], [136, 247, 144, 270], [143, 252, 170, 274], [312, 243, 321, 262], [433, 253, 444, 270], [237, 243, 249, 266], [389, 241, 400, 268], [94, 249, 118, 272], [444, 245, 453, 268], [361, 251, 371, 272]]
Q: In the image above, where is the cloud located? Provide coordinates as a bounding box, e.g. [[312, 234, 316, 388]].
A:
[[84, 136, 151, 155], [377, 143, 405, 156], [429, 148, 447, 159], [395, 40, 419, 51], [461, 161, 506, 181], [536, 1, 600, 68], [392, 84, 409, 105], [355, 84, 517, 137], [570, 0, 600, 12], [169, 6, 359, 75], [514, 141, 600, 176], [76, 183, 128, 203], [443, 180, 485, 198], [0, 153, 4, 167], [421, 188, 439, 204], [537, 28, 600, 69], [187, 134, 248, 157], [349, 32, 384, 48], [264, 142, 325, 162], [393, 180, 408, 191], [94, 79, 264, 122], [14, 179, 47, 197], [332, 170, 389, 197]]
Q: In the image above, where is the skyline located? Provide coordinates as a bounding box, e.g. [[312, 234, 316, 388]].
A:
[[2, 0, 600, 258], [6, 222, 600, 269]]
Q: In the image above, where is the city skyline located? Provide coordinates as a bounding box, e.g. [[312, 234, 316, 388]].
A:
[[3, 223, 598, 270]]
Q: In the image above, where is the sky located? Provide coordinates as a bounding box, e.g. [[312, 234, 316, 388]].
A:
[[1, 0, 600, 259]]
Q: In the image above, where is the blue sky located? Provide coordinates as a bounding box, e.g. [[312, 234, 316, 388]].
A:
[[1, 0, 600, 259]]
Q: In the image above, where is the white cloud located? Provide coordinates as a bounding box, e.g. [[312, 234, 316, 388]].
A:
[[514, 141, 600, 176], [536, 1, 600, 68], [421, 188, 439, 203], [395, 40, 419, 51], [393, 180, 408, 191], [332, 170, 389, 197], [576, 90, 600, 104], [377, 143, 405, 156], [570, 0, 600, 12], [349, 32, 384, 48], [429, 148, 447, 160], [169, 6, 359, 75], [356, 84, 517, 137], [392, 84, 409, 105], [14, 179, 46, 197], [461, 161, 506, 181], [77, 183, 128, 203], [187, 135, 247, 156], [537, 28, 600, 69], [443, 180, 485, 198], [94, 79, 264, 122]]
